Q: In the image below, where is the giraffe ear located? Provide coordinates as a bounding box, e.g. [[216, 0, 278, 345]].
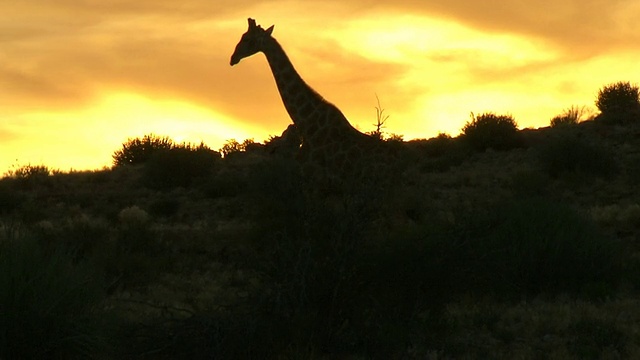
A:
[[265, 25, 274, 35]]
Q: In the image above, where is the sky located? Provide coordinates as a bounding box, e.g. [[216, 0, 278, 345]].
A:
[[2, 0, 640, 172]]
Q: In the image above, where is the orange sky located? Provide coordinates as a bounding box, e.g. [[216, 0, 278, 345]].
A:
[[2, 0, 640, 172]]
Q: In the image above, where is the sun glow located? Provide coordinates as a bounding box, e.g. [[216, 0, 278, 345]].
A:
[[312, 12, 569, 138], [0, 92, 256, 173]]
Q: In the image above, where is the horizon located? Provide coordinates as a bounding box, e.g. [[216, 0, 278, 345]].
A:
[[2, 1, 640, 171]]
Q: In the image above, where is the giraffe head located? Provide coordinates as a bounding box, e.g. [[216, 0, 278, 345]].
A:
[[230, 18, 274, 66]]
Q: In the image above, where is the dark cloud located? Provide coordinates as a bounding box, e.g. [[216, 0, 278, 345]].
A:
[[382, 0, 639, 52]]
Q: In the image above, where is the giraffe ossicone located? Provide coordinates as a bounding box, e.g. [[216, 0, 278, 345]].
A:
[[230, 18, 398, 181]]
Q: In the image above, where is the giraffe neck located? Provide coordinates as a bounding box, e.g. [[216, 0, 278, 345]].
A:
[[261, 37, 357, 146]]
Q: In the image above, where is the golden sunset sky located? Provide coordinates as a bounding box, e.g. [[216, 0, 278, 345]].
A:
[[2, 0, 640, 171]]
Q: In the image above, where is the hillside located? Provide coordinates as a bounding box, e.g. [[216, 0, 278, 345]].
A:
[[3, 105, 640, 358]]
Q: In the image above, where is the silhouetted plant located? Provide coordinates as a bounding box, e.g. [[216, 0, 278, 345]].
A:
[[112, 134, 174, 166], [385, 133, 404, 143], [596, 81, 640, 114], [219, 138, 258, 157], [3, 163, 53, 190], [537, 134, 616, 179], [4, 163, 51, 178], [550, 105, 591, 127], [407, 134, 467, 171], [368, 94, 390, 140], [143, 143, 221, 189], [595, 81, 640, 124], [461, 112, 521, 151]]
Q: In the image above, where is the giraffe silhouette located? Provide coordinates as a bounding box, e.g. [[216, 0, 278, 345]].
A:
[[230, 18, 395, 182]]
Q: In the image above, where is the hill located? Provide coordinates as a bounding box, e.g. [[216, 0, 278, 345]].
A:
[[2, 109, 640, 358]]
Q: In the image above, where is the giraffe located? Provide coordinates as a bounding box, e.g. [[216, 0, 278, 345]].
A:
[[230, 18, 395, 183]]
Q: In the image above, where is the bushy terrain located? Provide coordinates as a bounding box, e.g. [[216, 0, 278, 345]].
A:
[[2, 82, 640, 359]]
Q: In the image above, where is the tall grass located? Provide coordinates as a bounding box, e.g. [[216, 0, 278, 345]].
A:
[[0, 234, 108, 358]]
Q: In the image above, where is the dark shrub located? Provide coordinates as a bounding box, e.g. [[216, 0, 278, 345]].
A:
[[143, 144, 221, 189], [461, 112, 522, 151], [458, 198, 621, 296], [3, 164, 53, 190], [537, 134, 616, 179], [596, 81, 640, 114], [219, 138, 260, 158], [410, 134, 468, 171], [112, 134, 173, 166], [595, 81, 640, 124], [5, 163, 51, 179]]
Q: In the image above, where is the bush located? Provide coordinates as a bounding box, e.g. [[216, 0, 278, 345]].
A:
[[219, 138, 259, 158], [596, 81, 640, 114], [4, 163, 51, 179], [461, 112, 521, 151], [3, 164, 53, 190], [406, 134, 467, 171], [112, 134, 174, 166], [455, 199, 621, 297], [595, 81, 640, 124], [550, 105, 590, 127], [537, 134, 616, 179], [33, 214, 111, 261], [142, 143, 221, 189], [0, 235, 107, 358]]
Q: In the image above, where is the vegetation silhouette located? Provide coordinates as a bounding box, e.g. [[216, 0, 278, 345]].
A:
[[461, 112, 522, 151], [595, 81, 640, 124], [1, 81, 640, 358], [112, 133, 174, 166]]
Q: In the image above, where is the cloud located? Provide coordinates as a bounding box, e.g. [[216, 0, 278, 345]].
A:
[[0, 1, 414, 132], [377, 0, 640, 53], [2, 0, 639, 141], [2, 6, 224, 108]]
